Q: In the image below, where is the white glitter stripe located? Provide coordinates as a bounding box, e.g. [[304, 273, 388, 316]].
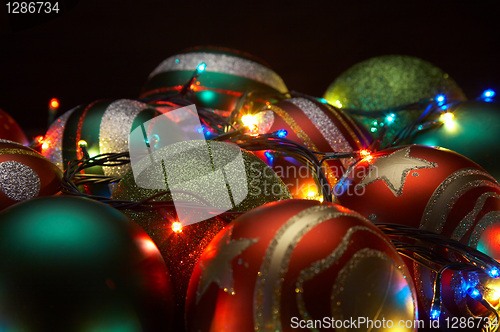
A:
[[99, 99, 149, 178], [288, 98, 354, 167], [149, 52, 287, 93]]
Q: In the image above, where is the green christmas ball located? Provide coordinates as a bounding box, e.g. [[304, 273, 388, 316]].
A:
[[0, 196, 174, 331], [323, 55, 466, 146], [410, 100, 500, 181], [141, 46, 288, 111]]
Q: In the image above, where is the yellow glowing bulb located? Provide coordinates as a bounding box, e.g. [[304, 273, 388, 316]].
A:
[[241, 114, 258, 131], [441, 112, 454, 123], [49, 98, 59, 109], [78, 140, 87, 148], [334, 100, 343, 108], [171, 221, 183, 233], [307, 190, 316, 198]]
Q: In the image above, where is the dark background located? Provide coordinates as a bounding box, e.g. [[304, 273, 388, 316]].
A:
[[1, 0, 499, 137]]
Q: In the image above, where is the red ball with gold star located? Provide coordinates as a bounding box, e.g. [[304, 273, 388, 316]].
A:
[[186, 199, 417, 332], [336, 144, 500, 320]]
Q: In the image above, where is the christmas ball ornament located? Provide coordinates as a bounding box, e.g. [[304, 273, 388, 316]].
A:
[[323, 55, 466, 145], [112, 140, 291, 329], [0, 140, 62, 211], [336, 145, 500, 320], [140, 46, 288, 111], [186, 199, 417, 332], [0, 108, 29, 145], [410, 100, 500, 181], [42, 99, 166, 196], [0, 196, 174, 331], [252, 97, 372, 189]]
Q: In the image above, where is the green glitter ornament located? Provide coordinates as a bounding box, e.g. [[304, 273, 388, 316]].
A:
[[409, 100, 500, 181], [323, 55, 466, 146], [112, 140, 291, 331]]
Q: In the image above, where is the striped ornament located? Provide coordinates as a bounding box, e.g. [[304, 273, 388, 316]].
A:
[[337, 145, 500, 320], [186, 199, 417, 332], [141, 47, 288, 111], [42, 99, 162, 196], [257, 97, 372, 192]]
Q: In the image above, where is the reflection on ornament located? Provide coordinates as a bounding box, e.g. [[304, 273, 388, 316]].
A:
[[410, 101, 500, 181], [186, 199, 417, 332], [0, 196, 174, 331], [0, 108, 29, 145]]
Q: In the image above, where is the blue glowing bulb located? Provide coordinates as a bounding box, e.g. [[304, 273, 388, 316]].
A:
[[319, 98, 328, 104], [489, 267, 500, 278], [264, 151, 273, 161], [386, 113, 395, 123], [197, 62, 207, 73], [435, 94, 446, 105], [467, 287, 481, 300], [430, 309, 440, 320], [277, 129, 288, 138], [483, 89, 496, 99]]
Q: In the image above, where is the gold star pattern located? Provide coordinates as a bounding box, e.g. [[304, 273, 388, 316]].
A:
[[358, 146, 437, 197], [196, 226, 258, 304]]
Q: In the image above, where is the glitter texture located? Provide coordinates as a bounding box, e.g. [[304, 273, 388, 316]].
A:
[[99, 99, 149, 178], [43, 107, 77, 170], [451, 191, 500, 241], [253, 205, 333, 331], [358, 146, 437, 197], [0, 161, 40, 201], [149, 52, 287, 93], [470, 211, 500, 249], [289, 98, 354, 165], [420, 168, 497, 232], [112, 141, 290, 309], [295, 226, 396, 322], [330, 249, 415, 325], [324, 55, 466, 112]]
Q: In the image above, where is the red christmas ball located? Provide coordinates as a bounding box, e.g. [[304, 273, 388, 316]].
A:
[[255, 97, 372, 188], [0, 140, 62, 211], [186, 199, 417, 332], [336, 145, 500, 321], [0, 108, 28, 145]]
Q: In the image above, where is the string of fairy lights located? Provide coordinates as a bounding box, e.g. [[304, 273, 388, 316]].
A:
[[52, 62, 499, 324]]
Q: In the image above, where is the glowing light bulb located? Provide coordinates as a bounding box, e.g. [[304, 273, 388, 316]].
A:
[[276, 129, 288, 138], [197, 62, 206, 73], [319, 98, 328, 104], [307, 190, 316, 198], [440, 112, 455, 130], [359, 149, 373, 162], [430, 309, 440, 320], [334, 100, 342, 108], [370, 127, 377, 133], [241, 114, 259, 132], [264, 150, 273, 161], [467, 287, 481, 300], [49, 98, 59, 109], [78, 140, 87, 148], [172, 221, 183, 233], [435, 94, 446, 105], [483, 89, 496, 99], [489, 267, 500, 278], [386, 113, 395, 123]]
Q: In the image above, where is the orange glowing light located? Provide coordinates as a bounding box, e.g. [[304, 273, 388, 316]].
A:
[[171, 221, 183, 233], [359, 149, 373, 162], [49, 98, 59, 109]]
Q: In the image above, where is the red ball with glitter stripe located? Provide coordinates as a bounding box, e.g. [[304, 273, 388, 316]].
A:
[[186, 199, 417, 332], [337, 145, 500, 321], [255, 97, 372, 195]]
